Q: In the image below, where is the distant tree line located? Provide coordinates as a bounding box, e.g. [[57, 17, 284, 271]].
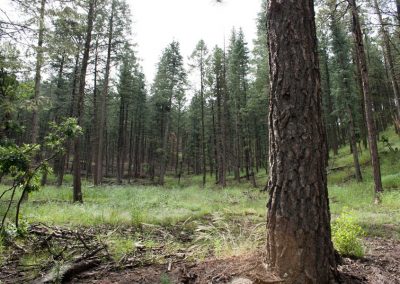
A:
[[0, 0, 399, 203]]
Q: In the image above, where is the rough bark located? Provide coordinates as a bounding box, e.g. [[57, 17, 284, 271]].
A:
[[72, 0, 96, 203], [266, 1, 338, 282], [349, 0, 383, 203]]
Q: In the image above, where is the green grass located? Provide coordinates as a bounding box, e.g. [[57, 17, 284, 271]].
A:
[[0, 184, 266, 227], [1, 127, 400, 265]]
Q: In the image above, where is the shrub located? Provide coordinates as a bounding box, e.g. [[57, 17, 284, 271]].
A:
[[332, 211, 365, 258]]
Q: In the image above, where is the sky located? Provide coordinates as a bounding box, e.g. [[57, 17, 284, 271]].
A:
[[0, 0, 261, 87], [128, 0, 261, 83]]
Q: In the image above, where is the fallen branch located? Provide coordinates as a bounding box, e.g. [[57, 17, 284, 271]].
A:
[[33, 259, 101, 284], [33, 246, 106, 284]]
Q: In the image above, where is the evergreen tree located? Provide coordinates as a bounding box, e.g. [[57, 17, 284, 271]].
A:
[[151, 41, 187, 185]]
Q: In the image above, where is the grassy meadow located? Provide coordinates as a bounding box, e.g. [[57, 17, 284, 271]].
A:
[[0, 127, 400, 274]]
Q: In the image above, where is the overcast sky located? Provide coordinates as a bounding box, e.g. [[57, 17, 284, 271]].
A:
[[128, 0, 261, 83], [0, 0, 261, 86]]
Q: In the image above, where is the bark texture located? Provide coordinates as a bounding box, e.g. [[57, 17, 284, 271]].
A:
[[266, 1, 337, 282]]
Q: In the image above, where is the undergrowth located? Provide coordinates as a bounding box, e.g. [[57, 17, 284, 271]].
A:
[[332, 211, 365, 258], [0, 127, 400, 262]]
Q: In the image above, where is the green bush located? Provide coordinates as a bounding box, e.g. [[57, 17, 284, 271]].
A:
[[332, 211, 365, 258]]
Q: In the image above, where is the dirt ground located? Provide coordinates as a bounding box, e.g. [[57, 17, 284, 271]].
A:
[[70, 237, 400, 284]]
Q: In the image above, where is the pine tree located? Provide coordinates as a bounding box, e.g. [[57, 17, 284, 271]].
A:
[[152, 41, 187, 185], [189, 40, 209, 187], [266, 0, 338, 281]]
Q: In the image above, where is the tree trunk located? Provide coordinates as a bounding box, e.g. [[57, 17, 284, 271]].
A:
[[347, 105, 363, 182], [59, 50, 80, 187], [373, 0, 400, 123], [200, 54, 207, 188], [53, 53, 65, 183], [95, 1, 115, 185], [72, 0, 96, 203], [175, 101, 182, 176], [117, 98, 125, 184], [92, 38, 99, 185], [159, 102, 172, 185], [31, 0, 46, 145], [349, 0, 383, 203], [266, 1, 338, 282], [321, 47, 338, 156]]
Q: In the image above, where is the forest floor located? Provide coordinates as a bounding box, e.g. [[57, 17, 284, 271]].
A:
[[1, 127, 400, 283]]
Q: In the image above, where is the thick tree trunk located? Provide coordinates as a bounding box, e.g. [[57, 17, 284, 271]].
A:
[[72, 0, 96, 203], [266, 1, 337, 282], [350, 0, 383, 203]]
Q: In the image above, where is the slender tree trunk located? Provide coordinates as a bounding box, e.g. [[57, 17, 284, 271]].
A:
[[234, 109, 241, 183], [373, 0, 400, 121], [31, 0, 46, 145], [175, 102, 182, 176], [246, 125, 257, 187], [59, 50, 80, 187], [266, 1, 338, 282], [353, 50, 369, 149], [117, 99, 125, 184], [53, 53, 65, 183], [350, 0, 383, 203], [347, 105, 363, 182], [211, 101, 219, 182], [92, 38, 99, 184], [72, 0, 96, 203], [200, 56, 207, 188], [95, 1, 115, 185], [159, 102, 172, 185], [321, 48, 338, 155], [217, 65, 227, 187]]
